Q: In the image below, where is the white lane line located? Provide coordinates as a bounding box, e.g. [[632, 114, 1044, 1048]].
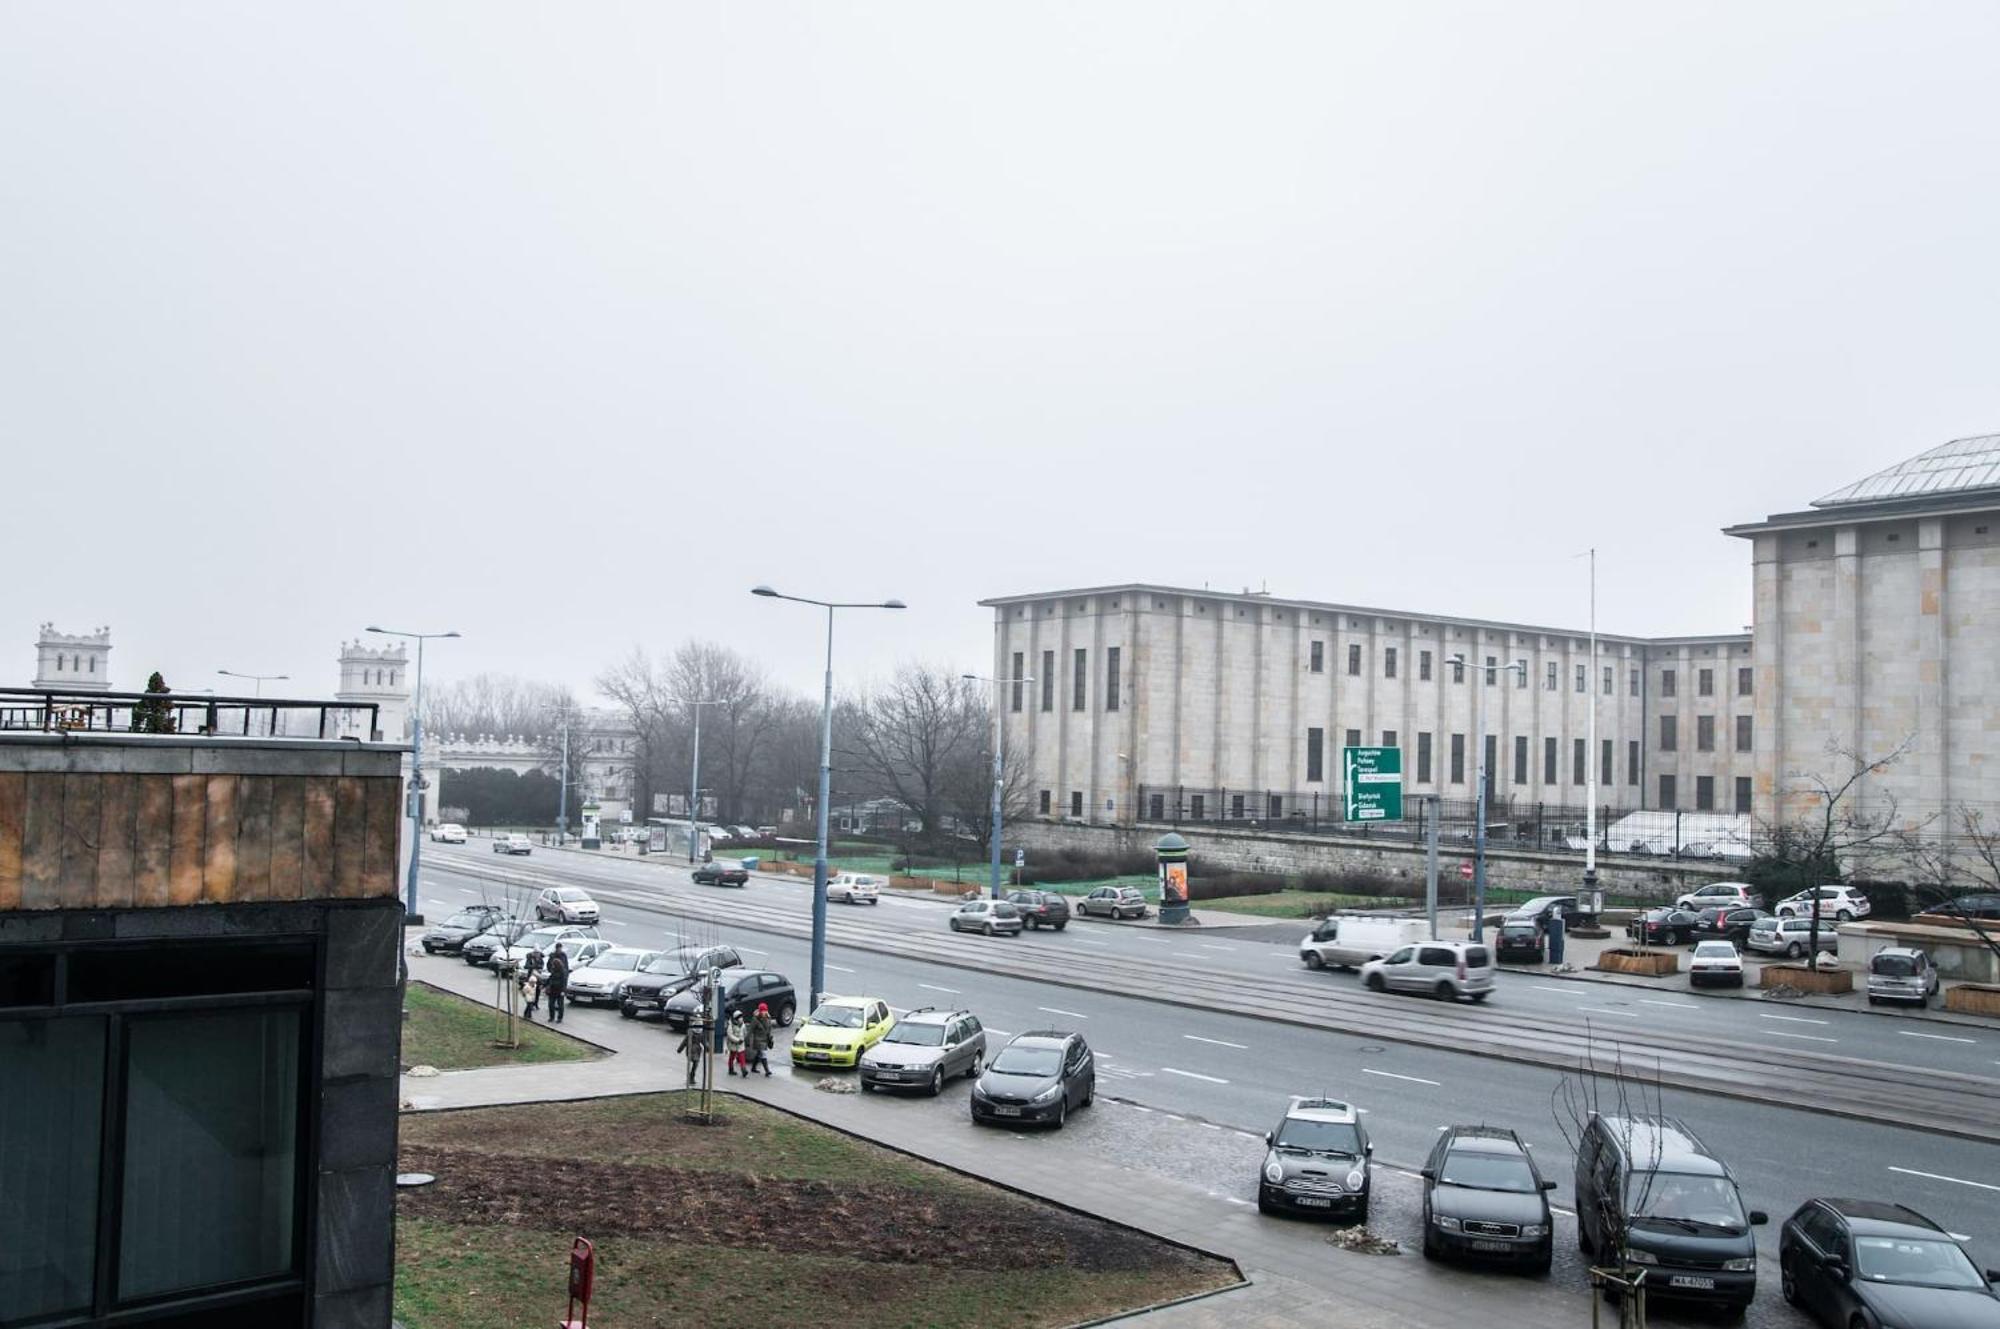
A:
[[1578, 1007, 1635, 1016], [984, 1029, 1012, 1039], [1766, 1031, 1839, 1043], [1199, 943, 1239, 952], [456, 888, 480, 896], [1951, 1231, 1973, 1241], [1222, 1196, 1253, 1207], [1901, 1030, 1977, 1044], [1038, 1006, 1089, 1019], [918, 983, 961, 994], [1551, 1205, 1576, 1218], [1531, 985, 1573, 993], [1162, 1067, 1230, 1085], [1638, 999, 1698, 1010], [1127, 1104, 1154, 1113], [825, 964, 855, 974], [1888, 1166, 2000, 1193], [1362, 1068, 1442, 1086], [1233, 1129, 1263, 1140], [737, 947, 769, 955], [1074, 940, 1109, 948], [1200, 1121, 1222, 1131], [604, 919, 630, 927], [1390, 1168, 1423, 1180], [1184, 1035, 1249, 1050], [1761, 1013, 1829, 1025]]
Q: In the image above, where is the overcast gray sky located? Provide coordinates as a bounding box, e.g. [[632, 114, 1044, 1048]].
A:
[[6, 3, 1996, 702]]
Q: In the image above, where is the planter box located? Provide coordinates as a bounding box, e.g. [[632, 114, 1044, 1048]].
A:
[[1595, 949, 1680, 977], [1758, 964, 1853, 994], [1944, 983, 2000, 1016]]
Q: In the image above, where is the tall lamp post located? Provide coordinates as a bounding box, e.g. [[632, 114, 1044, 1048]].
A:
[[962, 671, 1032, 899], [541, 703, 575, 845], [677, 697, 727, 863], [1452, 653, 1526, 941], [753, 585, 904, 1011], [366, 626, 459, 922], [216, 669, 289, 697]]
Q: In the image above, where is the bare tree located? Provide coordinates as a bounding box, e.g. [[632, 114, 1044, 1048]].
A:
[[1550, 1030, 1669, 1328], [664, 642, 778, 823], [1902, 805, 2000, 970], [595, 649, 676, 817], [845, 665, 986, 839], [423, 673, 569, 740], [941, 723, 1035, 850]]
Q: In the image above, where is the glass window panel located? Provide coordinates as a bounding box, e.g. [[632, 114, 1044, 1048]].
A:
[[0, 1018, 105, 1321]]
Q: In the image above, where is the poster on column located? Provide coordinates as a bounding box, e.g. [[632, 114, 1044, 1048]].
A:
[[1162, 862, 1188, 907]]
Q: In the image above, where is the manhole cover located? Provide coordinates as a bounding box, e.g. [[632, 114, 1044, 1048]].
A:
[[395, 1173, 436, 1188], [1358, 1045, 1384, 1054]]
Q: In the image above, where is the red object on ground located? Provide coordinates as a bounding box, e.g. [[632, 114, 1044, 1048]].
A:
[[1458, 861, 1474, 880], [558, 1236, 594, 1328]]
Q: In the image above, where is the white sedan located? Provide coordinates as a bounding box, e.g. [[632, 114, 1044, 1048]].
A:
[[430, 822, 467, 844], [827, 873, 882, 905], [1688, 940, 1744, 988], [563, 947, 660, 1006]]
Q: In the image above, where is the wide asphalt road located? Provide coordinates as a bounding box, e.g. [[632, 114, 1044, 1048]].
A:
[[414, 842, 2000, 1270]]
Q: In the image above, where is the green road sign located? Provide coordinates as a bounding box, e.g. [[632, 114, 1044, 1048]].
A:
[[1342, 745, 1404, 822]]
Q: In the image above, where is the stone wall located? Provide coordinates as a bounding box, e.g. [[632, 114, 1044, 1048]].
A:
[[1010, 819, 1736, 902]]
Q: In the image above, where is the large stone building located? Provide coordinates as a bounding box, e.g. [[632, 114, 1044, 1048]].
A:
[[1729, 433, 2000, 838]]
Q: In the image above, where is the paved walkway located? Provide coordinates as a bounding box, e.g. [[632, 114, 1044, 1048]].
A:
[[402, 933, 1590, 1327]]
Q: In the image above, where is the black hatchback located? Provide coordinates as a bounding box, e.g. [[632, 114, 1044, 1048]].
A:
[[1494, 922, 1545, 964], [1004, 890, 1071, 930], [971, 1031, 1094, 1128], [1780, 1198, 2000, 1328], [663, 969, 796, 1032], [421, 905, 508, 954], [1693, 906, 1764, 946]]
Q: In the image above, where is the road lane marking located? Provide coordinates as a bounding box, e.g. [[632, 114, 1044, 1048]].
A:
[[1038, 1006, 1089, 1019], [1184, 1035, 1249, 1050], [1551, 1206, 1575, 1218], [1162, 1067, 1229, 1085], [737, 947, 768, 955], [1900, 1030, 1976, 1044], [984, 1029, 1011, 1038], [456, 888, 479, 896], [1127, 1104, 1153, 1113], [1761, 1013, 1829, 1025], [1362, 1068, 1442, 1086], [1074, 940, 1109, 948], [1766, 1031, 1838, 1043], [918, 983, 961, 994], [604, 919, 630, 927], [826, 964, 855, 974], [1638, 1000, 1697, 1010], [1531, 985, 1573, 993], [1578, 1007, 1635, 1016], [1200, 1122, 1222, 1131], [1222, 1196, 1252, 1207], [1888, 1166, 2000, 1193], [1199, 943, 1239, 952]]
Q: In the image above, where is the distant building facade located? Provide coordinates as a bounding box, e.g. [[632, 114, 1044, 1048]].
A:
[[32, 623, 112, 691]]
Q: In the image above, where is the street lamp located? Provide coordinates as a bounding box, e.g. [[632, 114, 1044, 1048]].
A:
[[366, 626, 460, 922], [216, 669, 290, 698], [675, 697, 729, 863], [752, 584, 905, 1011], [1451, 652, 1527, 942], [540, 703, 576, 845], [963, 672, 1033, 899]]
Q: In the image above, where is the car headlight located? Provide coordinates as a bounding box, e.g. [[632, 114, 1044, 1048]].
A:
[[1622, 1249, 1659, 1266], [1434, 1215, 1462, 1231], [1721, 1257, 1755, 1272], [1264, 1157, 1285, 1184], [1030, 1084, 1063, 1105], [1521, 1224, 1549, 1239]]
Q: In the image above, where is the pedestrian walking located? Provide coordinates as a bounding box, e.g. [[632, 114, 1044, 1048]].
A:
[[748, 1002, 775, 1077], [725, 1009, 748, 1077], [519, 949, 544, 1020], [546, 944, 570, 1024], [677, 1011, 707, 1088]]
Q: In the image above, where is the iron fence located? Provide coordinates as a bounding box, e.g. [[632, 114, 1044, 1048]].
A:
[[0, 687, 382, 742]]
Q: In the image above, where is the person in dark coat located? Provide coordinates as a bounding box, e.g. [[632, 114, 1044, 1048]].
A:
[[545, 945, 570, 1024], [519, 948, 544, 1020], [748, 1002, 776, 1077]]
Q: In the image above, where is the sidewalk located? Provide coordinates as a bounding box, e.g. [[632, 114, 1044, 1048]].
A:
[[399, 935, 1588, 1327]]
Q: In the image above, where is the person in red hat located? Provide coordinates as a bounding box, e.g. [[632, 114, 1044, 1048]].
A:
[[748, 1002, 775, 1077]]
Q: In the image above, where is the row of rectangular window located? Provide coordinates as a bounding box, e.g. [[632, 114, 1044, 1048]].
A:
[[1304, 730, 1641, 787], [1657, 714, 1754, 753], [1658, 774, 1754, 813], [1019, 648, 1124, 713], [1660, 666, 1754, 698]]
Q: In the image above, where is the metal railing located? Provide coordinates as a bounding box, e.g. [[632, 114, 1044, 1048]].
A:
[[0, 687, 382, 741]]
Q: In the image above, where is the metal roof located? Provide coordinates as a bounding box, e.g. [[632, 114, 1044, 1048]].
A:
[[1814, 433, 2000, 507]]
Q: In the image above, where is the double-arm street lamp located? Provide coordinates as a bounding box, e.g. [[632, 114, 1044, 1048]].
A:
[[1450, 653, 1527, 942], [752, 585, 904, 1011], [367, 626, 459, 921], [216, 669, 290, 697], [962, 672, 1032, 899], [676, 697, 728, 863]]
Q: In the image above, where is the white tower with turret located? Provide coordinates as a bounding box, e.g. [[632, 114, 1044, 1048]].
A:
[[334, 640, 411, 742], [34, 624, 113, 691]]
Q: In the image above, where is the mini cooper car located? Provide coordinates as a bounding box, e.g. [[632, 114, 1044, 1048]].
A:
[[1258, 1096, 1372, 1221]]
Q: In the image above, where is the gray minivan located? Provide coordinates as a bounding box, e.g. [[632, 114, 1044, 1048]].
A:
[[1574, 1113, 1767, 1315]]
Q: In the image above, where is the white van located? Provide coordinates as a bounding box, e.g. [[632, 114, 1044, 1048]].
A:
[[1300, 915, 1431, 971]]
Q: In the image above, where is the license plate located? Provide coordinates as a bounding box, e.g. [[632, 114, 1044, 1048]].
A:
[[1294, 1197, 1332, 1209], [994, 1105, 1021, 1116], [877, 1072, 901, 1081], [1669, 1276, 1715, 1290], [1470, 1239, 1512, 1252], [806, 1052, 829, 1062]]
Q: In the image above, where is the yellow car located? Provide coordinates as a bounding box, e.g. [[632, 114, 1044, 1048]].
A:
[[790, 995, 895, 1069]]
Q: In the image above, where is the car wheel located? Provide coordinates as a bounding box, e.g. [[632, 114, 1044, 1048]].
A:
[[929, 1066, 944, 1097], [985, 922, 996, 936], [1258, 1194, 1277, 1215], [1837, 909, 1853, 922], [1304, 952, 1325, 970], [1780, 1255, 1799, 1305], [1666, 929, 1682, 945], [1053, 921, 1065, 931], [1435, 980, 1455, 1001], [948, 919, 959, 932], [1081, 1077, 1093, 1108], [1422, 1226, 1440, 1260], [775, 1002, 795, 1028], [1053, 1097, 1067, 1130], [1365, 972, 1386, 993], [1868, 995, 1881, 1006], [1778, 907, 1794, 919], [1469, 991, 1489, 1004], [967, 1052, 983, 1079], [1530, 1247, 1552, 1277], [1787, 942, 1804, 959]]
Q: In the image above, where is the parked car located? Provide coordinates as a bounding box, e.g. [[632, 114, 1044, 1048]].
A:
[[419, 904, 508, 954], [1574, 1113, 1768, 1315], [827, 873, 881, 905], [429, 822, 468, 844], [1780, 1198, 2000, 1327], [1077, 886, 1150, 920], [1688, 940, 1745, 988], [493, 833, 533, 855], [1358, 942, 1494, 1002], [1004, 889, 1071, 930], [692, 860, 749, 887], [1747, 915, 1841, 959], [562, 947, 661, 1006], [1420, 1125, 1555, 1269], [1693, 906, 1766, 946], [860, 1007, 988, 1094], [1675, 881, 1763, 912], [1936, 892, 2000, 920], [619, 944, 744, 1019], [1866, 947, 1940, 1006], [1776, 885, 1872, 922], [1300, 915, 1430, 971], [789, 995, 895, 1069], [1626, 907, 1703, 946], [1493, 921, 1546, 965], [661, 968, 796, 1031], [948, 899, 1023, 936], [494, 926, 606, 972], [533, 886, 600, 924], [731, 825, 759, 840], [970, 1031, 1094, 1129], [461, 917, 535, 966], [1504, 895, 1589, 929], [1257, 1096, 1373, 1222]]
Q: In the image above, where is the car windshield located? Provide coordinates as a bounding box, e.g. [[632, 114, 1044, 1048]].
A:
[[443, 912, 483, 928], [1853, 1236, 1986, 1289], [521, 929, 564, 947], [1515, 898, 1558, 912], [1872, 954, 1918, 977], [641, 954, 685, 975], [1627, 1172, 1747, 1232], [993, 903, 1019, 918], [1275, 1119, 1362, 1156], [883, 1023, 946, 1046], [808, 1006, 866, 1029], [557, 889, 589, 902], [593, 953, 641, 972], [1438, 1149, 1538, 1192], [1693, 942, 1736, 958], [990, 1046, 1062, 1076]]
